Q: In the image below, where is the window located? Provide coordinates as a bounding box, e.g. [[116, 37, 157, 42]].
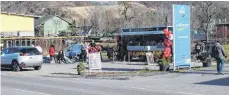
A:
[[158, 27, 167, 31], [20, 48, 41, 55], [8, 41, 12, 47], [8, 48, 19, 54], [1, 49, 9, 55], [16, 41, 20, 46], [27, 41, 31, 46], [131, 28, 139, 32], [22, 40, 26, 46], [168, 27, 173, 31], [123, 29, 130, 32], [145, 28, 156, 31]]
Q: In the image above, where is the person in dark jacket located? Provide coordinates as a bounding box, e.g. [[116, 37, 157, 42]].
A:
[[57, 49, 66, 64], [107, 48, 113, 60], [212, 42, 227, 75], [80, 46, 87, 62]]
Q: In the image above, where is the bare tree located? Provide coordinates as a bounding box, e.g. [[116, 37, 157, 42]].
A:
[[88, 7, 102, 36], [215, 2, 229, 22], [118, 1, 135, 27], [194, 1, 217, 42], [103, 9, 121, 34]]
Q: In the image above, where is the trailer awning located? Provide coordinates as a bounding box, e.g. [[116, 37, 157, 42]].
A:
[[120, 31, 164, 35]]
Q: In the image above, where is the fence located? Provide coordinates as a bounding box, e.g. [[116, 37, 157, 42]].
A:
[[1, 36, 87, 56]]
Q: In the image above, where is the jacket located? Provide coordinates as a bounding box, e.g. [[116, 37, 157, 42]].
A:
[[49, 47, 55, 56], [215, 43, 226, 59]]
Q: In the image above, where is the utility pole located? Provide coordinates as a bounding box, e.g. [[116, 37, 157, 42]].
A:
[[165, 15, 168, 26], [83, 18, 86, 35]]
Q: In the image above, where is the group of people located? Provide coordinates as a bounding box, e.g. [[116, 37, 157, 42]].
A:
[[33, 40, 102, 64], [48, 45, 66, 64], [77, 40, 102, 63]]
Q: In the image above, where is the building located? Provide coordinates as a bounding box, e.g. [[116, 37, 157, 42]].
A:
[[0, 12, 38, 37], [34, 15, 71, 36], [214, 24, 229, 43], [192, 33, 206, 42]]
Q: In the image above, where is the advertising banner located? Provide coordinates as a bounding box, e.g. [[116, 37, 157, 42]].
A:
[[88, 52, 102, 71], [173, 4, 191, 70]]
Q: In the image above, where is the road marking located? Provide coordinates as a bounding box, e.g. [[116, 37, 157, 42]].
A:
[[7, 87, 52, 95], [176, 92, 207, 95], [123, 86, 206, 95], [123, 86, 147, 90]]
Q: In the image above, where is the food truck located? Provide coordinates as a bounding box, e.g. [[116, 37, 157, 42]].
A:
[[118, 26, 173, 61]]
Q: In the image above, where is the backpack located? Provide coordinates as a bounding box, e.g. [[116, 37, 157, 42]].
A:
[[211, 45, 219, 58]]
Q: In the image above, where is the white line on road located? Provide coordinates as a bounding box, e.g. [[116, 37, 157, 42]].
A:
[[123, 86, 207, 95], [176, 92, 207, 95], [5, 87, 52, 95], [123, 86, 147, 90]]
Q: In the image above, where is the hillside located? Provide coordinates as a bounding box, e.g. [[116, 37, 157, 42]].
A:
[[1, 1, 151, 26], [2, 1, 229, 35]]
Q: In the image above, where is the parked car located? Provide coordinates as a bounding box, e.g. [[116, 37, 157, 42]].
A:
[[1, 46, 43, 71], [65, 44, 83, 60]]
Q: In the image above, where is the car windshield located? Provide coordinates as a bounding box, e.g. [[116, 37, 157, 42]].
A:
[[20, 48, 41, 56]]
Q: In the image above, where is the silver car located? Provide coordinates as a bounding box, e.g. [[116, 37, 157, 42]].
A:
[[1, 46, 43, 71]]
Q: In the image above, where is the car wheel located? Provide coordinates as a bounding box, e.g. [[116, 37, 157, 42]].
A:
[[34, 66, 41, 70], [12, 60, 20, 72]]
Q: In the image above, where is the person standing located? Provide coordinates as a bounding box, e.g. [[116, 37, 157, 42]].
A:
[[58, 49, 66, 64], [49, 45, 55, 63], [80, 45, 87, 62], [90, 40, 96, 47], [83, 42, 89, 62], [212, 42, 227, 75]]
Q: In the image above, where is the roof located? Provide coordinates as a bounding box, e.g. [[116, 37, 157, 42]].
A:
[[120, 31, 164, 35], [1, 12, 41, 18], [34, 15, 71, 27], [6, 46, 35, 49], [216, 23, 229, 26]]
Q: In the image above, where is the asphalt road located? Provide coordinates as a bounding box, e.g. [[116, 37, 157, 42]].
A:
[[1, 64, 229, 95], [1, 74, 181, 95]]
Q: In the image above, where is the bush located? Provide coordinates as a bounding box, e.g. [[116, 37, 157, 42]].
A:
[[156, 57, 171, 66], [77, 62, 86, 75], [154, 51, 163, 61], [223, 45, 229, 61]]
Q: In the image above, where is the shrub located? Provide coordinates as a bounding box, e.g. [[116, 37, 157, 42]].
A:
[[223, 45, 229, 61], [157, 57, 171, 66], [154, 51, 163, 60], [77, 61, 86, 75]]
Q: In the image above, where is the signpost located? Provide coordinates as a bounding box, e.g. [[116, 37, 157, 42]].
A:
[[88, 52, 102, 73], [173, 4, 191, 70]]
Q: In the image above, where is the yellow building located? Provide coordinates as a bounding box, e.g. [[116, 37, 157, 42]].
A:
[[0, 12, 37, 37]]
